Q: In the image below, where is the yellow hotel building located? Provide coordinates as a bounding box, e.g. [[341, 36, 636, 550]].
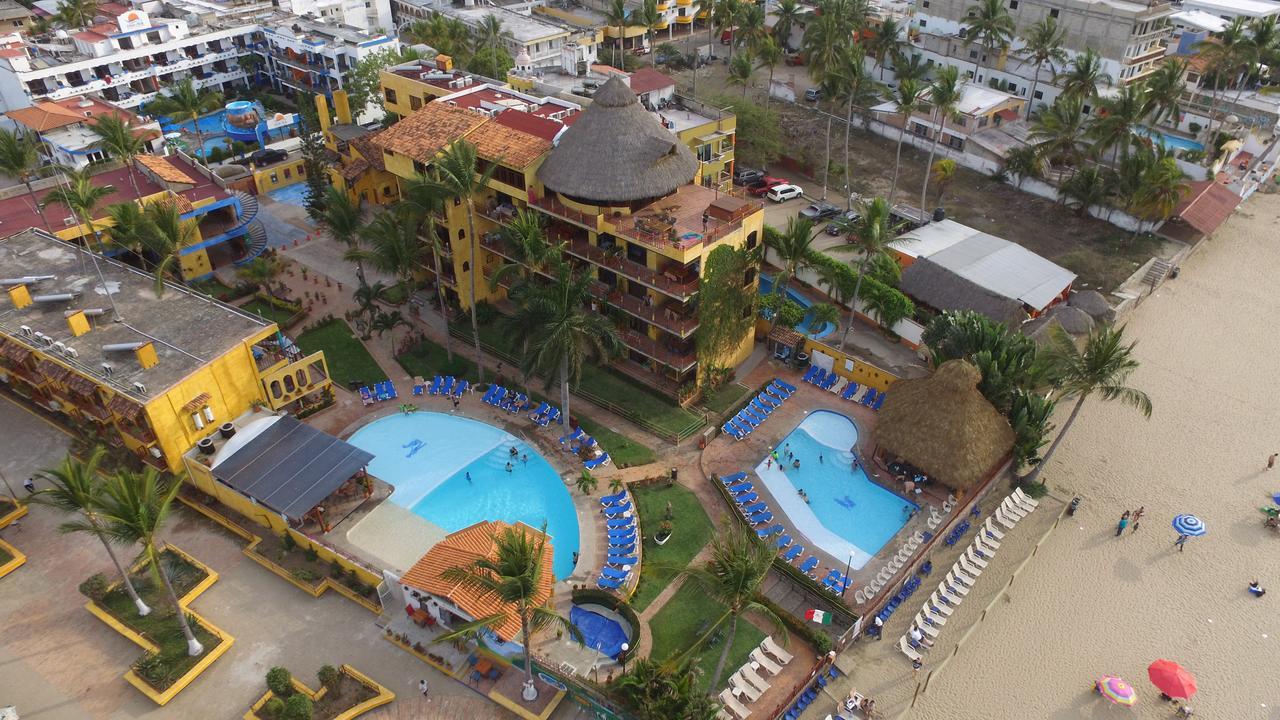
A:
[[0, 229, 331, 473]]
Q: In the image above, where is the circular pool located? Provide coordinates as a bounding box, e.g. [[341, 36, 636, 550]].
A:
[[347, 412, 580, 579]]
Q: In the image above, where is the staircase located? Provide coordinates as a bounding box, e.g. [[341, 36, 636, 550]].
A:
[[231, 189, 260, 225], [1143, 258, 1173, 287], [235, 220, 268, 266]]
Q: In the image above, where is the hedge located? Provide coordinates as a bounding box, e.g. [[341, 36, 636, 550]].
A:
[[803, 249, 915, 329]]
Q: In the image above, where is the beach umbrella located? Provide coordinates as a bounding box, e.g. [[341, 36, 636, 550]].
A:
[[1271, 492, 1280, 506], [1148, 659, 1197, 700], [1172, 514, 1206, 537], [1096, 676, 1137, 706]]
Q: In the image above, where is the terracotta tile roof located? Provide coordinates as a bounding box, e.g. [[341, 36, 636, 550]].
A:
[[628, 68, 676, 95], [1171, 180, 1240, 235], [6, 102, 87, 132], [375, 102, 487, 162], [106, 394, 143, 421], [349, 131, 386, 171], [136, 154, 196, 185], [465, 120, 550, 169], [180, 391, 211, 413], [340, 156, 370, 180], [0, 48, 25, 58], [400, 521, 554, 642]]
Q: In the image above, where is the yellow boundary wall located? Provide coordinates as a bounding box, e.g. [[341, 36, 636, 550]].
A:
[[0, 538, 26, 578], [83, 545, 236, 706], [178, 495, 382, 614], [0, 498, 29, 529], [244, 664, 394, 720]]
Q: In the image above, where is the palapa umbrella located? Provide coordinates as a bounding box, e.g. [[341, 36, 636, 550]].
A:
[[1172, 514, 1207, 537], [1096, 676, 1137, 706], [1148, 659, 1197, 700]]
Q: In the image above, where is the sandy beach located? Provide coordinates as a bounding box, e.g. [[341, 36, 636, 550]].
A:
[[904, 192, 1280, 718]]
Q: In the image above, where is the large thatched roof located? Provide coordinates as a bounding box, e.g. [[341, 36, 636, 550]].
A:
[[871, 360, 1015, 490], [536, 75, 698, 203]]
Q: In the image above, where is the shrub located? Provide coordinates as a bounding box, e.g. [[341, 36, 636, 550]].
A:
[[79, 573, 110, 601], [266, 666, 293, 697], [133, 652, 177, 686], [282, 693, 314, 720], [291, 568, 319, 582], [473, 300, 499, 326], [282, 532, 297, 552], [304, 546, 319, 563], [317, 664, 340, 695], [1188, 122, 1202, 133], [263, 697, 285, 718], [329, 559, 344, 577]]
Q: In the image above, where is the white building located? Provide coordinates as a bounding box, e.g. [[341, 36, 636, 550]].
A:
[[277, 0, 395, 35], [1177, 0, 1280, 24], [3, 94, 163, 168], [260, 16, 398, 119]]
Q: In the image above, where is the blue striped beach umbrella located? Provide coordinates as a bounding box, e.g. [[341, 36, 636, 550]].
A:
[[1172, 514, 1206, 537]]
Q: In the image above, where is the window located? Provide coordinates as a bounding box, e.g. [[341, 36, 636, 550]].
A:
[[147, 31, 161, 43], [947, 135, 964, 150], [283, 168, 292, 179], [384, 87, 397, 103], [977, 116, 988, 128], [1008, 0, 1017, 7], [1082, 104, 1091, 114], [382, 185, 393, 196], [410, 95, 422, 110], [922, 0, 929, 6], [1033, 89, 1043, 99], [920, 19, 927, 27], [1049, 8, 1059, 17], [413, 160, 427, 174], [969, 49, 978, 59], [953, 116, 967, 127]]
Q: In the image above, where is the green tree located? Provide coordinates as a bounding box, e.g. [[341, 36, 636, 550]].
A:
[[639, 0, 662, 67], [399, 173, 456, 361], [147, 79, 222, 165], [104, 201, 150, 261], [319, 186, 365, 283], [472, 13, 510, 56], [575, 469, 598, 495], [930, 159, 957, 211], [1089, 82, 1145, 162], [704, 94, 781, 168], [435, 523, 583, 699], [673, 524, 786, 689], [727, 50, 754, 98], [1025, 325, 1152, 485], [348, 48, 420, 117], [614, 658, 721, 720], [736, 3, 769, 54], [696, 244, 757, 384], [830, 197, 902, 349], [825, 45, 880, 208], [712, 0, 742, 60], [887, 78, 924, 207], [353, 281, 391, 339], [1008, 388, 1056, 473], [921, 310, 1043, 414], [1020, 18, 1067, 120], [31, 448, 151, 616], [1194, 18, 1256, 142], [962, 0, 1015, 80], [920, 65, 962, 216], [606, 0, 630, 68], [296, 94, 331, 223], [1056, 48, 1111, 101], [801, 10, 847, 85], [1029, 95, 1089, 170], [489, 208, 564, 289], [1060, 165, 1111, 216], [868, 18, 903, 81], [137, 197, 200, 295], [90, 114, 147, 198], [237, 255, 284, 300], [467, 47, 514, 79], [372, 309, 409, 353], [354, 209, 429, 290], [96, 469, 204, 656], [506, 264, 624, 427], [764, 216, 818, 301], [1142, 58, 1189, 126], [1003, 145, 1041, 188], [433, 139, 498, 383], [1130, 153, 1188, 236], [772, 0, 803, 50], [46, 166, 114, 254], [0, 127, 52, 233], [755, 37, 783, 112], [55, 0, 99, 27]]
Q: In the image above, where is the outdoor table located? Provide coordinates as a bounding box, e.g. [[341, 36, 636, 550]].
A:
[[475, 657, 493, 676]]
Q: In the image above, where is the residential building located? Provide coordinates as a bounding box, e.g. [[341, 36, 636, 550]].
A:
[[391, 0, 600, 72], [0, 228, 332, 473], [277, 0, 395, 35], [1178, 0, 1280, 24], [4, 94, 162, 169], [871, 83, 1024, 152], [0, 0, 34, 35], [319, 91, 400, 204], [259, 16, 399, 123], [372, 75, 763, 399]]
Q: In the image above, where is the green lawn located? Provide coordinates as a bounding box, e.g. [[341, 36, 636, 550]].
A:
[[647, 582, 766, 694], [629, 483, 713, 611], [575, 416, 655, 468], [240, 299, 295, 326], [702, 383, 751, 416], [397, 336, 479, 380], [295, 319, 386, 389]]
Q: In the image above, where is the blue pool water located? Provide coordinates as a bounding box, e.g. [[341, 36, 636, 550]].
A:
[[570, 604, 631, 658], [267, 184, 310, 207], [1134, 126, 1204, 153], [759, 274, 836, 340], [346, 413, 580, 579], [754, 410, 915, 568]]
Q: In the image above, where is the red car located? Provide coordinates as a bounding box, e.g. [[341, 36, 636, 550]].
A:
[[748, 177, 789, 196]]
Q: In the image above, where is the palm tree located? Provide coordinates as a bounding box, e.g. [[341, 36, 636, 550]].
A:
[[46, 166, 114, 252], [962, 0, 1015, 80], [826, 46, 880, 208], [887, 78, 924, 207], [372, 310, 409, 353], [489, 208, 564, 290], [1029, 95, 1089, 171], [472, 14, 508, 57], [95, 469, 204, 656], [146, 79, 223, 164], [353, 280, 391, 339], [772, 0, 803, 51], [398, 172, 455, 361], [615, 658, 721, 719], [433, 139, 498, 384], [1056, 48, 1111, 101], [639, 0, 662, 66], [868, 18, 903, 81], [1131, 154, 1188, 236], [237, 255, 284, 300], [55, 0, 99, 28], [435, 522, 582, 700], [1003, 144, 1042, 188], [736, 3, 769, 54], [764, 216, 818, 302], [801, 11, 847, 85], [30, 448, 150, 616], [1142, 58, 1189, 126], [1089, 82, 1145, 162], [138, 197, 199, 295], [930, 158, 957, 211], [674, 524, 786, 689], [1059, 165, 1110, 216], [319, 185, 365, 284], [1195, 19, 1256, 141], [355, 209, 428, 291], [831, 197, 901, 349], [0, 128, 52, 233], [1024, 325, 1152, 485], [920, 65, 962, 216], [755, 37, 784, 112], [507, 264, 623, 427], [606, 0, 629, 68], [727, 51, 754, 98], [712, 0, 741, 61], [1020, 18, 1067, 120], [104, 201, 150, 261], [90, 114, 146, 198]]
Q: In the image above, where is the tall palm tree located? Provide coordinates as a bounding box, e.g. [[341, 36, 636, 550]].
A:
[[826, 45, 879, 208], [639, 0, 662, 66], [90, 114, 146, 198], [507, 264, 623, 427], [1089, 81, 1145, 162], [237, 255, 284, 300], [1056, 48, 1111, 101], [0, 128, 52, 233], [831, 197, 902, 349], [1025, 324, 1152, 485], [146, 79, 223, 164], [138, 197, 199, 296], [96, 468, 204, 656], [930, 158, 957, 211], [372, 310, 410, 353], [46, 166, 113, 251], [319, 185, 365, 284], [104, 201, 150, 261], [398, 173, 455, 361], [30, 448, 150, 616], [1195, 19, 1256, 141], [1003, 144, 1042, 188], [712, 0, 741, 61], [764, 216, 818, 301], [1020, 18, 1067, 120], [433, 139, 498, 384], [673, 524, 786, 689], [1131, 154, 1188, 235], [436, 522, 582, 700], [755, 37, 784, 112], [727, 51, 754, 98], [962, 0, 1015, 80], [354, 209, 428, 290], [736, 3, 769, 55], [1029, 95, 1089, 171], [55, 0, 99, 28], [772, 0, 803, 51], [472, 14, 508, 57], [1142, 58, 1189, 126], [353, 280, 391, 339], [920, 65, 962, 216], [887, 78, 924, 207], [615, 658, 721, 720], [868, 18, 903, 81], [801, 11, 847, 84], [606, 0, 629, 68], [1059, 165, 1110, 216], [488, 208, 564, 290]]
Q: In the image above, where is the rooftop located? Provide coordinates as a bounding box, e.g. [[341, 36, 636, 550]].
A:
[[437, 83, 580, 121], [1180, 0, 1280, 15], [6, 95, 152, 134], [373, 100, 551, 167], [1170, 9, 1231, 30], [0, 228, 270, 400], [443, 5, 570, 43]]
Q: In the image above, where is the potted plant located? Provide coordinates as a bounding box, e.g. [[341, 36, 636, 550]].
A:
[[655, 520, 673, 546]]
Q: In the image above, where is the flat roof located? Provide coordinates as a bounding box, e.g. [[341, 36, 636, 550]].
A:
[[439, 84, 579, 120], [0, 229, 270, 399], [445, 6, 569, 43], [1171, 9, 1231, 30], [1182, 0, 1280, 16], [953, 83, 1020, 115]]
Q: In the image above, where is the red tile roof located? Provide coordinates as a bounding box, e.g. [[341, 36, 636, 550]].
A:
[[493, 110, 564, 143], [628, 68, 676, 95], [1172, 180, 1241, 235]]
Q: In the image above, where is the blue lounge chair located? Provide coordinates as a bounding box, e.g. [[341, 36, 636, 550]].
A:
[[740, 408, 763, 424], [601, 490, 628, 507], [386, 381, 398, 399], [607, 555, 638, 567], [608, 535, 636, 547], [600, 566, 629, 581], [842, 381, 860, 400], [441, 377, 456, 396], [802, 366, 820, 384], [358, 386, 373, 405], [597, 576, 623, 590], [873, 392, 886, 409], [722, 422, 745, 440], [776, 534, 792, 549], [584, 453, 611, 470], [538, 407, 560, 427], [775, 378, 797, 392], [749, 511, 773, 526], [820, 372, 838, 390], [428, 375, 444, 395], [735, 492, 759, 506], [560, 427, 584, 444], [862, 388, 878, 407], [480, 384, 496, 403], [454, 380, 469, 396], [483, 386, 501, 405], [735, 413, 757, 429], [604, 501, 632, 517], [606, 518, 634, 530], [757, 524, 784, 538], [741, 502, 767, 515], [609, 546, 636, 558], [412, 382, 425, 396], [509, 393, 528, 413], [750, 398, 772, 416], [781, 545, 802, 562], [758, 393, 779, 409], [720, 472, 748, 484], [727, 481, 752, 494], [799, 556, 818, 575], [528, 402, 549, 420]]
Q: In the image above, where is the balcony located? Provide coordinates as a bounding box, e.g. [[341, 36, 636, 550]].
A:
[[619, 328, 696, 372], [565, 238, 699, 299], [588, 281, 698, 337], [529, 194, 601, 232]]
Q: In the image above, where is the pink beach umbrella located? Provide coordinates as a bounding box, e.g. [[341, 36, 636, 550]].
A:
[[1096, 676, 1138, 706]]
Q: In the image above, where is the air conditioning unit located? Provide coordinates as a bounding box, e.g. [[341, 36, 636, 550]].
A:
[[101, 362, 113, 377], [63, 216, 76, 227], [53, 341, 66, 353], [19, 325, 32, 337], [148, 446, 163, 459], [64, 347, 79, 359], [132, 381, 147, 395]]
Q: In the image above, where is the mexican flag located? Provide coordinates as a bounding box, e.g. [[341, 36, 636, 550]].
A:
[[805, 609, 832, 625]]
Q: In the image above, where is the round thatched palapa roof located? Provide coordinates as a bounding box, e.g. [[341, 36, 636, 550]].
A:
[[536, 75, 698, 204], [871, 360, 1015, 491]]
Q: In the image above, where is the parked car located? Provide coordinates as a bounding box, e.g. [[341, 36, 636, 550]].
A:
[[825, 210, 861, 235], [748, 177, 790, 196], [720, 27, 736, 44], [733, 167, 765, 186], [804, 87, 821, 101], [251, 148, 288, 165], [766, 184, 804, 202], [799, 201, 841, 221]]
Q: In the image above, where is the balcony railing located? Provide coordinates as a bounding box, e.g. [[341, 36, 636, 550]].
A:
[[565, 238, 699, 299], [588, 281, 698, 337], [619, 328, 696, 372], [609, 357, 684, 397], [529, 194, 601, 232]]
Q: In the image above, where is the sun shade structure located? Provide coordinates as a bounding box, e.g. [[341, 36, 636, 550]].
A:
[[536, 75, 698, 204], [871, 360, 1014, 490], [400, 521, 554, 642], [211, 415, 373, 520], [899, 257, 1028, 326]]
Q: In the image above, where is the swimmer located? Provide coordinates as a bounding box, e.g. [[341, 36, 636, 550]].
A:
[[466, 472, 472, 483], [793, 459, 801, 469], [505, 462, 513, 473], [521, 453, 528, 465], [819, 454, 824, 464]]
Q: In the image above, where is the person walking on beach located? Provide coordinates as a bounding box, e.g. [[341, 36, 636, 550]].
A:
[[911, 657, 922, 678], [1116, 510, 1130, 536], [1130, 506, 1144, 533], [1248, 580, 1266, 597], [1268, 453, 1278, 471], [419, 679, 429, 698], [1174, 533, 1189, 552]]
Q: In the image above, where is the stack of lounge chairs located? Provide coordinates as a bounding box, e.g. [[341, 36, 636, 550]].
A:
[[598, 493, 638, 591], [358, 381, 397, 404], [801, 365, 840, 391], [858, 530, 931, 603], [719, 636, 795, 720], [561, 428, 610, 469], [530, 403, 560, 427], [427, 375, 470, 398], [481, 385, 530, 414], [900, 490, 1037, 664], [721, 379, 796, 440]]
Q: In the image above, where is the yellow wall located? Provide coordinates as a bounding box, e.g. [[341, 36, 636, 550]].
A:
[[799, 338, 898, 392], [378, 70, 457, 119], [252, 159, 309, 194], [258, 351, 331, 411]]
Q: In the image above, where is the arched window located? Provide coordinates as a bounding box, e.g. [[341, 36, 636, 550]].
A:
[[745, 230, 758, 250], [283, 375, 296, 393], [295, 369, 308, 388], [270, 380, 282, 399]]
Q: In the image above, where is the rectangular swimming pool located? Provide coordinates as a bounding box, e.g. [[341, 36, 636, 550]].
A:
[[754, 410, 915, 568]]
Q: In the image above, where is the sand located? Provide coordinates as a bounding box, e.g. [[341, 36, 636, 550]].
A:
[[904, 192, 1280, 718]]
